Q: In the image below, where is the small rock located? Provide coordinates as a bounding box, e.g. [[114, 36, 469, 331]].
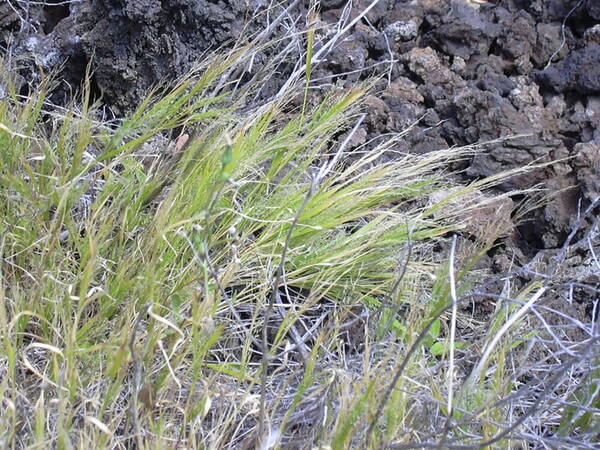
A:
[[588, 0, 600, 21], [534, 43, 600, 94], [574, 142, 600, 200], [427, 1, 500, 60], [382, 77, 424, 105], [402, 47, 466, 94], [533, 22, 570, 67], [363, 95, 390, 134], [385, 20, 418, 42], [509, 76, 543, 109], [542, 176, 580, 247], [327, 37, 368, 77], [545, 94, 566, 118], [496, 13, 536, 60], [451, 56, 466, 74], [584, 25, 600, 44]]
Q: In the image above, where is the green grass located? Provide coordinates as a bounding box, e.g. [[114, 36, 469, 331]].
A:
[[0, 47, 597, 449]]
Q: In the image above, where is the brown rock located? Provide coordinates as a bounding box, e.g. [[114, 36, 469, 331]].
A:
[[402, 47, 466, 89], [542, 176, 580, 247], [584, 25, 600, 44], [363, 95, 390, 134], [574, 142, 600, 199], [382, 77, 424, 104]]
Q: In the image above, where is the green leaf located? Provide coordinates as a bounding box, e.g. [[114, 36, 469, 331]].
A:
[[430, 340, 467, 356], [429, 341, 446, 356]]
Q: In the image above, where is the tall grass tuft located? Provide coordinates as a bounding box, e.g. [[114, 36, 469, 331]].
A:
[[0, 39, 597, 449]]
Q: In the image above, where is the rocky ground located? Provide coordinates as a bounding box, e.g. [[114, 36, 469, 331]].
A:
[[2, 0, 599, 308]]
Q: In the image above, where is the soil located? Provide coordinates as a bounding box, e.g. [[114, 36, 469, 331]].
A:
[[1, 0, 599, 293]]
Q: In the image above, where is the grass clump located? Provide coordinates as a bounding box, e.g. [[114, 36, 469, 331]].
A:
[[0, 45, 597, 449]]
